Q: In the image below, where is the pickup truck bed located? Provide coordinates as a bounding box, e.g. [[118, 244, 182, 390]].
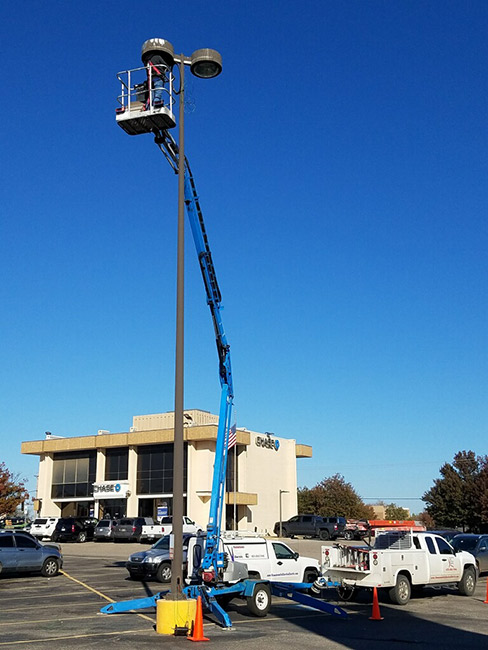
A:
[[320, 531, 477, 605]]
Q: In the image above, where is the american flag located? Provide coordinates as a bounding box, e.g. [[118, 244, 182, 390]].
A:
[[227, 424, 237, 450]]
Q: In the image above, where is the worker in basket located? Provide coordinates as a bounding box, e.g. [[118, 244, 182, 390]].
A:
[[141, 38, 174, 109]]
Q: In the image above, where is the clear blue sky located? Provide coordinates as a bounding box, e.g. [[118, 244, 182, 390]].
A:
[[2, 1, 487, 515]]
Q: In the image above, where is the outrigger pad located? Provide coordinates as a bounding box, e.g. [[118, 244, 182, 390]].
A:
[[100, 591, 168, 614]]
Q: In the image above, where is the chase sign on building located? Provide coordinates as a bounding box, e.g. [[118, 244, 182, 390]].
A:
[[92, 480, 130, 499], [255, 434, 280, 451]]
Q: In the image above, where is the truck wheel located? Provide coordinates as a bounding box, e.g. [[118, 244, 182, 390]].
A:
[[304, 569, 319, 583], [458, 566, 476, 596], [41, 558, 60, 577], [156, 562, 172, 583], [77, 531, 87, 543], [389, 574, 411, 605], [319, 529, 330, 541], [343, 530, 353, 541], [247, 584, 271, 617]]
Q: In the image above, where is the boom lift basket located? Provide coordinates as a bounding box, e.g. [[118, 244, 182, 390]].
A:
[[115, 66, 176, 135]]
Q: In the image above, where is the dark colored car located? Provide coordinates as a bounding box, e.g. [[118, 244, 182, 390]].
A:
[[451, 534, 488, 574], [0, 530, 63, 577], [52, 517, 97, 543], [428, 529, 461, 544], [113, 517, 150, 543], [94, 519, 118, 541], [273, 515, 340, 540], [322, 517, 347, 538], [126, 533, 192, 582]]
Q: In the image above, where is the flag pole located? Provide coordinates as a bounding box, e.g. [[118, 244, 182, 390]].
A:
[[233, 440, 237, 530]]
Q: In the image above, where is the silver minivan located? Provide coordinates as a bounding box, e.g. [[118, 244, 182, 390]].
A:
[[94, 519, 117, 541]]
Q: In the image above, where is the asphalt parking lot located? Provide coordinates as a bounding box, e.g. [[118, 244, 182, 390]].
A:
[[1, 539, 488, 649]]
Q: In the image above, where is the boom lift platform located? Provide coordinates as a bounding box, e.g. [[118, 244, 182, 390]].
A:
[[102, 61, 346, 628]]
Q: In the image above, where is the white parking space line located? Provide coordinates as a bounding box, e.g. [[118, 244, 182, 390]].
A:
[[0, 628, 152, 646]]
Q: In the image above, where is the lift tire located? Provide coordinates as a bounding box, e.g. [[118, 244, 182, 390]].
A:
[[319, 529, 330, 541], [458, 566, 476, 596], [343, 530, 354, 541], [156, 562, 172, 583], [389, 574, 411, 605], [41, 557, 60, 577], [247, 583, 271, 617], [77, 531, 87, 543]]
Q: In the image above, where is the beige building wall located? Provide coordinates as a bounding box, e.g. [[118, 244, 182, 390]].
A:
[[37, 453, 60, 516], [22, 411, 310, 531], [241, 432, 298, 534]]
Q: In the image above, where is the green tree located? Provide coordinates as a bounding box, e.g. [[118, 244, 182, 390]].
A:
[[422, 450, 487, 531], [0, 463, 28, 516], [298, 474, 374, 519], [384, 503, 410, 520]]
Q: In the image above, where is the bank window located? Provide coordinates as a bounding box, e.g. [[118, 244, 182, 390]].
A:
[[51, 451, 96, 499], [226, 445, 243, 492], [137, 444, 187, 494], [105, 448, 128, 481]]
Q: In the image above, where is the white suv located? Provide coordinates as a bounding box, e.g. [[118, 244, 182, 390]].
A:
[[30, 518, 60, 540]]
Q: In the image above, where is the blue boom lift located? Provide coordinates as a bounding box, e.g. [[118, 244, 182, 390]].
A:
[[102, 58, 346, 628]]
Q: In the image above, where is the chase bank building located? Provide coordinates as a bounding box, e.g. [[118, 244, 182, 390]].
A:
[[21, 410, 312, 534]]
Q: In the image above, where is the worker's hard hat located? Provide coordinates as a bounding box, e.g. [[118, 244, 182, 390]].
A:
[[141, 38, 175, 67]]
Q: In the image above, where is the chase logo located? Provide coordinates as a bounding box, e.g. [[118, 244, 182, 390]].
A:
[[256, 435, 280, 451], [115, 483, 121, 493]]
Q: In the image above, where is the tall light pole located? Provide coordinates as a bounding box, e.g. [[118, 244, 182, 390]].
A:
[[161, 44, 222, 600], [279, 489, 289, 538]]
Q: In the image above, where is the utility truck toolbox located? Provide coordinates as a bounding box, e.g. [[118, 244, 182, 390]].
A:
[[320, 531, 477, 605]]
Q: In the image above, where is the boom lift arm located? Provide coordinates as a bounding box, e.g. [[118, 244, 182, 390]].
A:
[[154, 129, 234, 578]]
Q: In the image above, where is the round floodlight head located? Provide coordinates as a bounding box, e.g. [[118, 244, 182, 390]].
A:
[[141, 38, 175, 68], [190, 48, 222, 78]]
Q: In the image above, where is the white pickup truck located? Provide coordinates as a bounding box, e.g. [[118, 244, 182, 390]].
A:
[[140, 516, 201, 543], [188, 533, 320, 585], [320, 530, 477, 605]]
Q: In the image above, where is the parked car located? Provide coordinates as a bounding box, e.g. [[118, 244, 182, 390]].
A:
[[52, 517, 97, 543], [322, 516, 347, 538], [451, 534, 488, 574], [126, 533, 192, 582], [0, 530, 63, 577], [273, 514, 341, 540], [30, 517, 60, 540], [140, 516, 201, 543], [428, 529, 461, 543], [113, 517, 153, 543], [94, 519, 118, 541]]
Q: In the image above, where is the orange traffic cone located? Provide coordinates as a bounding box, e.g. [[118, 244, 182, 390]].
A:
[[484, 579, 488, 605], [188, 596, 210, 642], [369, 586, 384, 621]]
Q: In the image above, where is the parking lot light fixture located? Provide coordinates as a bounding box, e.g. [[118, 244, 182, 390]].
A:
[[279, 490, 289, 538], [157, 39, 222, 603]]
